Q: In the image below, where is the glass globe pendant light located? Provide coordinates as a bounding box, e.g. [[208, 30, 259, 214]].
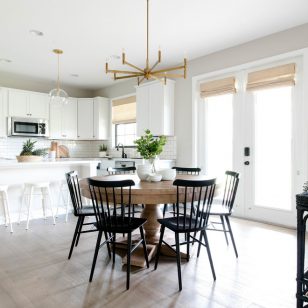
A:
[[49, 49, 68, 104]]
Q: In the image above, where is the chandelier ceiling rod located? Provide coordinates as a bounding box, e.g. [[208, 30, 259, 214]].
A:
[[105, 0, 187, 85]]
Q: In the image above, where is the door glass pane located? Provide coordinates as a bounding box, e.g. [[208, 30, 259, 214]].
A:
[[205, 94, 233, 179], [254, 86, 292, 210]]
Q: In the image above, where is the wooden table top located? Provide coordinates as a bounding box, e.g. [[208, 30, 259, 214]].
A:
[[79, 174, 215, 204]]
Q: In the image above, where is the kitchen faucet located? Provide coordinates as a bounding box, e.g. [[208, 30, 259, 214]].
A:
[[116, 143, 127, 158]]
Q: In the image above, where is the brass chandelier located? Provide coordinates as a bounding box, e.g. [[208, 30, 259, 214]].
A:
[[105, 0, 187, 85]]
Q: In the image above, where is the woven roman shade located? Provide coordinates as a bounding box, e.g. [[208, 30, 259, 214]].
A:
[[200, 77, 236, 98], [246, 63, 296, 91], [112, 96, 136, 124]]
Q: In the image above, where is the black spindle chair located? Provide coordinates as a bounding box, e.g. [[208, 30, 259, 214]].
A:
[[66, 171, 98, 259], [154, 178, 216, 291], [163, 167, 201, 217], [205, 171, 240, 257], [87, 178, 149, 290]]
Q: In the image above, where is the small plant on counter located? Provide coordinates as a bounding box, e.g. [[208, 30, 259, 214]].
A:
[[99, 144, 108, 152], [20, 139, 48, 156], [17, 139, 48, 162]]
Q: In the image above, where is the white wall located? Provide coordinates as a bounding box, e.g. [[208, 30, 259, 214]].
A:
[[94, 23, 308, 166], [0, 71, 93, 98]]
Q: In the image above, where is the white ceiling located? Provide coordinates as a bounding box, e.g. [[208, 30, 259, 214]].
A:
[[0, 0, 308, 90]]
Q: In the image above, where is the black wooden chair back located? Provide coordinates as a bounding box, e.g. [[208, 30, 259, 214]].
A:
[[107, 166, 136, 175], [173, 178, 216, 232], [172, 167, 201, 175], [66, 171, 84, 216], [87, 179, 135, 230], [221, 171, 240, 213]]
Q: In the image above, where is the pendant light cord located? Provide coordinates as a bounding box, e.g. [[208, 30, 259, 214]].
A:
[[57, 53, 60, 92], [146, 0, 149, 71]]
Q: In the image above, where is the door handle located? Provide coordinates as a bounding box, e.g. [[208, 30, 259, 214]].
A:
[[244, 161, 250, 165]]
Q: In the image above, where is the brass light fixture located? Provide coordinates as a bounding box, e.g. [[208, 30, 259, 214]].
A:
[[105, 0, 187, 85], [49, 49, 68, 104]]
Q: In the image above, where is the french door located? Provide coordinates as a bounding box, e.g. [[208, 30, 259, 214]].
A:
[[199, 72, 302, 227]]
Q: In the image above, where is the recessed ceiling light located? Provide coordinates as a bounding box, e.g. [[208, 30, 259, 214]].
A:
[[29, 29, 44, 36], [0, 58, 12, 63], [70, 74, 79, 77]]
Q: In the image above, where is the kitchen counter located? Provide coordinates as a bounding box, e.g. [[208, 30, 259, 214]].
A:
[[0, 158, 100, 225]]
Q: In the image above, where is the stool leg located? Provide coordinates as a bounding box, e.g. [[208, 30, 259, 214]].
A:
[[3, 190, 13, 233], [65, 190, 70, 223], [18, 187, 27, 224], [41, 189, 47, 220], [1, 192, 8, 226], [46, 187, 56, 225], [26, 187, 34, 230]]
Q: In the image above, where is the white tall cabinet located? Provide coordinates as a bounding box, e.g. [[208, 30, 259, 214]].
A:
[[8, 89, 49, 119], [136, 80, 174, 136], [0, 88, 8, 137], [77, 97, 110, 140], [49, 98, 77, 139]]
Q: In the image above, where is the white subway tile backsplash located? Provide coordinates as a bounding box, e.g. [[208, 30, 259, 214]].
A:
[[0, 136, 176, 160]]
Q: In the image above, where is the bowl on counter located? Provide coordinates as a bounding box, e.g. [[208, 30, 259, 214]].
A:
[[16, 155, 43, 162]]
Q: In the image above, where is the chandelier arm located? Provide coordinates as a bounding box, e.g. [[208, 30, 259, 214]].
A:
[[138, 76, 146, 85], [149, 60, 160, 73], [151, 64, 186, 75], [149, 73, 165, 84], [114, 74, 145, 80], [151, 73, 185, 78], [123, 60, 144, 73], [106, 69, 143, 75]]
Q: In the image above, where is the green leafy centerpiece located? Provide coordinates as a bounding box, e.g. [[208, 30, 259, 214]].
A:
[[16, 139, 48, 162], [134, 129, 166, 176]]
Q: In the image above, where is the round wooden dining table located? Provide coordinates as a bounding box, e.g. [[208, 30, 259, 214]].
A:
[[79, 174, 212, 244]]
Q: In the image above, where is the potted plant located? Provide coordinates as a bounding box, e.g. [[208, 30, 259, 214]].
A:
[[16, 139, 48, 162], [134, 129, 166, 174], [99, 144, 108, 157]]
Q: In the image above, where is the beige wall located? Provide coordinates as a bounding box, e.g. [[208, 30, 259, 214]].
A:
[[0, 71, 93, 98], [95, 23, 308, 166]]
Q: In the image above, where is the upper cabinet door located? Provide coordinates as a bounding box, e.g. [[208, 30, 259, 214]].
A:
[[49, 101, 62, 139], [62, 98, 77, 139], [29, 92, 50, 119], [93, 97, 111, 140], [0, 88, 8, 137], [77, 98, 94, 139], [8, 89, 29, 117]]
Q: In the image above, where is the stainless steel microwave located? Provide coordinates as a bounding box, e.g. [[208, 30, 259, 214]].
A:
[[8, 117, 49, 137]]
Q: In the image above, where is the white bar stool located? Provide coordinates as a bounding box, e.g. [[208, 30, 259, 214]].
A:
[[56, 180, 71, 222], [19, 182, 56, 230], [0, 185, 13, 233]]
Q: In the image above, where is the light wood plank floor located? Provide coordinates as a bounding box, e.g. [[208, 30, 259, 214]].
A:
[[0, 215, 297, 308]]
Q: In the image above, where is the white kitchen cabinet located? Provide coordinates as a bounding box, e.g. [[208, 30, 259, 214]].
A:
[[8, 89, 49, 119], [49, 98, 77, 139], [0, 88, 8, 137], [136, 80, 174, 136], [77, 97, 110, 140]]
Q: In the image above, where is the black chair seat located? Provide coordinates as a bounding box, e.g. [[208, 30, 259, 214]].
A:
[[94, 217, 147, 233], [157, 217, 203, 233]]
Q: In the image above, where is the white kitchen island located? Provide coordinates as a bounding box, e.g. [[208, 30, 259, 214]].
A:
[[0, 158, 100, 224]]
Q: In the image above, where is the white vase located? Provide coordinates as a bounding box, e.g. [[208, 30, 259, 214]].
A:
[[137, 164, 152, 181], [99, 151, 107, 157], [147, 156, 158, 173]]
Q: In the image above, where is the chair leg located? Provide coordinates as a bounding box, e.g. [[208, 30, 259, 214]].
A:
[[89, 230, 103, 282], [139, 226, 149, 268], [186, 232, 190, 261], [104, 231, 111, 258], [163, 204, 167, 218], [172, 203, 176, 217], [126, 232, 132, 290], [154, 225, 165, 270], [197, 230, 203, 257], [220, 215, 229, 245], [225, 216, 238, 258], [175, 232, 182, 291], [112, 232, 116, 264], [75, 216, 84, 247], [68, 216, 81, 259], [203, 230, 216, 281]]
